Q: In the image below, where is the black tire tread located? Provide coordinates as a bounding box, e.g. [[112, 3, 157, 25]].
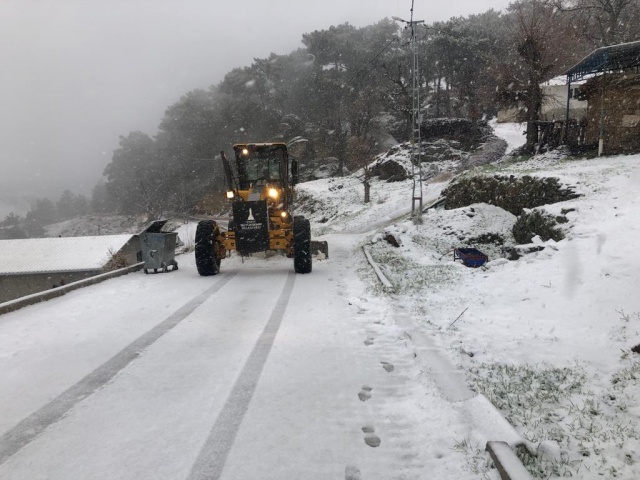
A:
[[293, 216, 312, 274], [195, 220, 221, 276]]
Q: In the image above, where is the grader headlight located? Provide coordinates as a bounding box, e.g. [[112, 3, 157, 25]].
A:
[[268, 188, 279, 200], [226, 190, 234, 199]]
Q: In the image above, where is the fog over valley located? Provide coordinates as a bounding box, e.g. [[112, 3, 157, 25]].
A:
[[0, 0, 512, 216]]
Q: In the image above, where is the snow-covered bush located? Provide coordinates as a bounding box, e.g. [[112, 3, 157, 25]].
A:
[[512, 210, 566, 244], [442, 174, 580, 216]]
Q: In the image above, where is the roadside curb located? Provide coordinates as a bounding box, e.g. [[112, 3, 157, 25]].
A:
[[367, 250, 534, 479], [0, 262, 144, 316], [465, 395, 534, 479], [486, 441, 534, 480], [362, 246, 393, 290]]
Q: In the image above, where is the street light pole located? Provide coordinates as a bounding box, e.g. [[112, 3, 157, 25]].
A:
[[393, 12, 425, 219]]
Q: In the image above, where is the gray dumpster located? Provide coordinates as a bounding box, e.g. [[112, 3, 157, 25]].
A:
[[140, 220, 178, 274]]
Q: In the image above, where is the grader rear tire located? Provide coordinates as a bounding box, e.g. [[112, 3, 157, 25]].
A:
[[293, 216, 312, 274], [195, 220, 221, 276]]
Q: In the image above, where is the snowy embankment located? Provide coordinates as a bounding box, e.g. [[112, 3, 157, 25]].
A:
[[298, 124, 640, 479]]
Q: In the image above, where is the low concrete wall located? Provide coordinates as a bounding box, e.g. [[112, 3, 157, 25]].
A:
[[0, 262, 144, 316], [0, 236, 143, 304], [0, 271, 100, 304]]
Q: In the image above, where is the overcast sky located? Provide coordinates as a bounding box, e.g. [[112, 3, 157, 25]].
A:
[[0, 0, 513, 204]]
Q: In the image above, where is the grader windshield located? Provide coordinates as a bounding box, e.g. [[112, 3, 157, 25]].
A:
[[234, 143, 288, 189]]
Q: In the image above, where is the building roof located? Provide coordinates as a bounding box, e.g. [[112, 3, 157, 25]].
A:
[[542, 75, 586, 87], [0, 235, 135, 275], [565, 40, 640, 83]]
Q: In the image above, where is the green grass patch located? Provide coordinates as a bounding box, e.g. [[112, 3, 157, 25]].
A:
[[468, 361, 640, 478]]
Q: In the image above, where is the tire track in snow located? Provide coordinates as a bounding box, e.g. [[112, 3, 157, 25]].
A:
[[0, 273, 237, 466], [187, 271, 296, 480]]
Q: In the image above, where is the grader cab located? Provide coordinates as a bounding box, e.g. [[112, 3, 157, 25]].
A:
[[195, 142, 314, 275]]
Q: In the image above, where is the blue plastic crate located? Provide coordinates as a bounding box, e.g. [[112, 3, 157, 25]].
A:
[[454, 248, 488, 268]]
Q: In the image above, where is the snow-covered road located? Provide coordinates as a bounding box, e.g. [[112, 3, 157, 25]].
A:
[[0, 234, 488, 480]]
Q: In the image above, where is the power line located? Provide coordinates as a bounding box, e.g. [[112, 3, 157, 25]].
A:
[[345, 36, 400, 85]]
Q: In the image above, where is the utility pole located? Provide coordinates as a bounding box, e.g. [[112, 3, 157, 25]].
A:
[[393, 2, 424, 219]]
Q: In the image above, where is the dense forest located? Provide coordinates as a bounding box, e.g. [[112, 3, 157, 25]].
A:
[[3, 0, 639, 237]]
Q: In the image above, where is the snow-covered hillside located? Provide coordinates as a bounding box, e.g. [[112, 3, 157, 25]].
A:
[[294, 124, 640, 478]]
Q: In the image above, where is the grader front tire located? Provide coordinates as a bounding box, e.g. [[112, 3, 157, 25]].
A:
[[293, 216, 312, 274], [195, 220, 221, 276]]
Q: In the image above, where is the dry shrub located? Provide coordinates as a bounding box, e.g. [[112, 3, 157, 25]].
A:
[[104, 247, 129, 271]]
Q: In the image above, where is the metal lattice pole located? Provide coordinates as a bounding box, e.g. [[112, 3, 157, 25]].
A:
[[394, 4, 424, 218], [409, 18, 423, 217], [395, 7, 424, 218]]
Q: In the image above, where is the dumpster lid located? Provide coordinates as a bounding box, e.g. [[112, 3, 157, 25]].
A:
[[140, 220, 169, 234]]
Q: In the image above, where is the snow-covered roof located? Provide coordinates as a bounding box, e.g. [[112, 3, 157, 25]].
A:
[[0, 235, 136, 275], [541, 75, 585, 86], [565, 40, 640, 82]]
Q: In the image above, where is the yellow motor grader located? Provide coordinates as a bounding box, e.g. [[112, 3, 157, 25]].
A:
[[195, 142, 315, 275]]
